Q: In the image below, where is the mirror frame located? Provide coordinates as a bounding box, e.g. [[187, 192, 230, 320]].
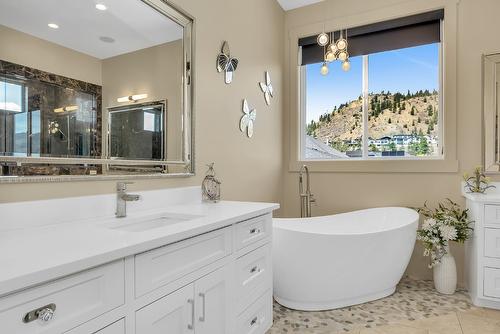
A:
[[483, 52, 500, 173], [0, 0, 195, 183]]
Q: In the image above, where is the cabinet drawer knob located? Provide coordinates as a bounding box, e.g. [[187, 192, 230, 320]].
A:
[[38, 308, 55, 322], [250, 228, 261, 235], [23, 303, 56, 324], [250, 266, 260, 274], [250, 316, 258, 326]]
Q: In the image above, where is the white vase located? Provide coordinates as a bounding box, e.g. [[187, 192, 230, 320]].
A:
[[433, 244, 457, 294]]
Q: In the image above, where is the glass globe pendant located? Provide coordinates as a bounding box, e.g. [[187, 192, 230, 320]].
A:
[[328, 43, 337, 54], [325, 50, 335, 62], [342, 60, 351, 72], [320, 62, 329, 75], [317, 32, 329, 46], [338, 50, 349, 62], [336, 29, 348, 51]]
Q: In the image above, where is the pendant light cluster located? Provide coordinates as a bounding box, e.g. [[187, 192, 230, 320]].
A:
[[316, 29, 350, 75]]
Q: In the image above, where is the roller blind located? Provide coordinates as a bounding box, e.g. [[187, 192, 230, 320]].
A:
[[299, 9, 444, 66]]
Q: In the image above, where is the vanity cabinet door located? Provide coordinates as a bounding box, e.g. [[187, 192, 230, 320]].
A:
[[136, 284, 195, 334], [195, 266, 232, 334]]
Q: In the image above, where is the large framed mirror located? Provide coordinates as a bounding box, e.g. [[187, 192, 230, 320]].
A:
[[0, 0, 194, 182], [483, 53, 500, 173]]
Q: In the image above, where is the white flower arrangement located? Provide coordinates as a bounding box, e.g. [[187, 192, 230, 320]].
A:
[[416, 199, 473, 268]]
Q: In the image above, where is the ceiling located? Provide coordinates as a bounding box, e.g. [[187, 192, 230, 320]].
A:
[[276, 0, 325, 11], [0, 0, 183, 59]]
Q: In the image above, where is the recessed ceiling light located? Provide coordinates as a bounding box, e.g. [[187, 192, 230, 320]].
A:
[[99, 36, 115, 43], [48, 23, 59, 29], [95, 3, 107, 10]]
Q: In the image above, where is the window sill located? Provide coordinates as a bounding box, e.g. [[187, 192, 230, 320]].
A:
[[289, 158, 458, 173]]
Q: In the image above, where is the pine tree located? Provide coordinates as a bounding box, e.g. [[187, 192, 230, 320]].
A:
[[427, 105, 433, 116]]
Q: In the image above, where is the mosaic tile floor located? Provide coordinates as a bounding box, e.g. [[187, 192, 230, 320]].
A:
[[267, 277, 494, 334]]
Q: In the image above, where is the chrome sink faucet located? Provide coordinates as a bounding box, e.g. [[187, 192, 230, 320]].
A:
[[116, 182, 141, 218], [299, 165, 315, 218]]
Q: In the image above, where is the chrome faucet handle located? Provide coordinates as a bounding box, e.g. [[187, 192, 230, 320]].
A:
[[310, 194, 317, 204], [117, 181, 134, 192]]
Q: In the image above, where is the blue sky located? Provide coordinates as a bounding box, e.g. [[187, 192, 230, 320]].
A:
[[305, 43, 439, 123]]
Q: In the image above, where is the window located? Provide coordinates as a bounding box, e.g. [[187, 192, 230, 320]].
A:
[[300, 11, 443, 160], [0, 80, 26, 156]]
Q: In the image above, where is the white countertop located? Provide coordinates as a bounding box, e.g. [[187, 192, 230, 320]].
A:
[[0, 198, 279, 298], [462, 181, 500, 203]]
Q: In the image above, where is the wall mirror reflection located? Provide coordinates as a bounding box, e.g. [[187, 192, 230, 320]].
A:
[[108, 101, 165, 161], [0, 0, 193, 181]]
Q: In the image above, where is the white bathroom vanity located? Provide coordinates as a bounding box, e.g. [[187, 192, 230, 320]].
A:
[[0, 186, 278, 333]]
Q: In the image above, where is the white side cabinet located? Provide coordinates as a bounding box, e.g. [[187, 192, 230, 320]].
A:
[[0, 213, 274, 334], [464, 197, 500, 310]]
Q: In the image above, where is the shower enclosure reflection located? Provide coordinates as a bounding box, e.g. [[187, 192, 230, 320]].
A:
[[108, 101, 165, 161], [0, 71, 100, 159]]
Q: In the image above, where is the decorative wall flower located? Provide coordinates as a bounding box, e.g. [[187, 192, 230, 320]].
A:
[[240, 99, 256, 138], [259, 71, 274, 105], [216, 41, 239, 84]]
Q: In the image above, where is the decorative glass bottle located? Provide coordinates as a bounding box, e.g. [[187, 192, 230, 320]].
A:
[[202, 163, 221, 202]]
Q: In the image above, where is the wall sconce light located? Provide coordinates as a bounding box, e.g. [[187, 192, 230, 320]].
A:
[[54, 105, 78, 113], [117, 94, 148, 103]]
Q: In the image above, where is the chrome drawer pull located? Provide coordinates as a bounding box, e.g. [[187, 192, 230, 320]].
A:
[[249, 228, 261, 235], [199, 293, 206, 322], [23, 303, 56, 324], [250, 316, 258, 326], [187, 298, 195, 330]]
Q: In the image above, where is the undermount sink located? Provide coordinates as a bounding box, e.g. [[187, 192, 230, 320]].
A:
[[103, 212, 202, 232]]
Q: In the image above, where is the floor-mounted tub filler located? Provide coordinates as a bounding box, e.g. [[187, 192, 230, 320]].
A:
[[273, 207, 419, 311]]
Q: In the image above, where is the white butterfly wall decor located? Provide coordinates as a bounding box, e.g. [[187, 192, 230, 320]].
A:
[[216, 41, 239, 84], [240, 99, 256, 138], [259, 71, 274, 105]]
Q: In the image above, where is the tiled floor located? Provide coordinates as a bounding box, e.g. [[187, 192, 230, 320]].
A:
[[268, 277, 500, 333]]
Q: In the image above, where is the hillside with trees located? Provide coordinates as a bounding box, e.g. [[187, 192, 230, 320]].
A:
[[306, 90, 439, 156]]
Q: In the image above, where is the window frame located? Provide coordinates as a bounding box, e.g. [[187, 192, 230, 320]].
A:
[[299, 41, 444, 161], [287, 0, 459, 173]]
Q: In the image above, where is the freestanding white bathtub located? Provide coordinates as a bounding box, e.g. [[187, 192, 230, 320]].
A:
[[273, 207, 419, 311]]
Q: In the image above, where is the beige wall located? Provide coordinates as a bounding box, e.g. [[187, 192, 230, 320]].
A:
[[0, 25, 102, 85], [0, 0, 285, 212], [282, 0, 500, 285], [102, 40, 184, 160], [3, 0, 497, 285]]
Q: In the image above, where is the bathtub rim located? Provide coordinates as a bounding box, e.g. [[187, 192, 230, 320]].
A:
[[273, 206, 419, 236]]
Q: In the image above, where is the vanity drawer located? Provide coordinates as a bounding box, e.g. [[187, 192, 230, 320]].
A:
[[234, 214, 272, 252], [484, 205, 500, 227], [94, 319, 125, 334], [236, 290, 272, 334], [484, 267, 500, 298], [485, 228, 500, 258], [235, 244, 272, 313], [135, 227, 232, 297], [0, 260, 124, 334]]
